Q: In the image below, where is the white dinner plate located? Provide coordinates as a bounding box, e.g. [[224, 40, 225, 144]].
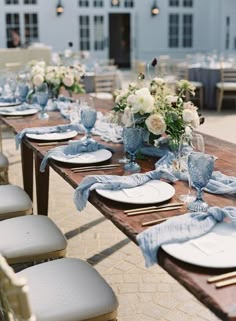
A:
[[51, 149, 112, 164], [0, 100, 21, 107], [0, 107, 38, 116], [162, 222, 236, 268], [96, 180, 175, 205], [26, 130, 78, 141]]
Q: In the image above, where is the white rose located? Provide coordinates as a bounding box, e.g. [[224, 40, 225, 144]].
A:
[[63, 74, 74, 87], [33, 74, 44, 87], [32, 65, 44, 76], [183, 109, 195, 123], [145, 114, 166, 135], [191, 111, 200, 128], [129, 88, 154, 114]]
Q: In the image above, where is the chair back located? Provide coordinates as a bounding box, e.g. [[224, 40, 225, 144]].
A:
[[0, 255, 36, 321], [221, 67, 236, 82], [176, 63, 189, 80], [94, 72, 116, 94]]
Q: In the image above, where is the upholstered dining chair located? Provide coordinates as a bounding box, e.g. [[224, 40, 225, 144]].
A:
[[0, 184, 33, 220], [0, 254, 118, 321], [0, 152, 9, 184], [176, 63, 204, 109], [90, 71, 116, 100], [0, 215, 67, 265], [216, 67, 236, 112]]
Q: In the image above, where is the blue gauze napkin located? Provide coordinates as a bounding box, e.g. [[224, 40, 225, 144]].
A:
[[74, 169, 177, 212], [0, 97, 17, 103], [136, 206, 236, 267], [155, 151, 236, 195], [40, 140, 114, 172], [16, 123, 84, 149], [0, 103, 39, 113]]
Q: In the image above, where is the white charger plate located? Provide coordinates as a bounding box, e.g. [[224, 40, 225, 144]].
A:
[[26, 130, 78, 141], [0, 100, 21, 107], [0, 107, 38, 116], [96, 180, 175, 205], [162, 222, 236, 268], [51, 149, 112, 164]]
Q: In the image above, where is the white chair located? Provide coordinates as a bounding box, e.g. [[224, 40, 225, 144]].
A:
[[0, 184, 33, 220], [0, 254, 118, 321], [90, 72, 116, 100], [0, 215, 67, 265], [0, 152, 9, 184], [216, 67, 236, 112]]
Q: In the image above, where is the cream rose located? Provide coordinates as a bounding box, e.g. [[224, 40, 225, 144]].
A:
[[145, 114, 166, 135], [63, 74, 74, 87], [33, 74, 44, 87], [183, 109, 200, 128]]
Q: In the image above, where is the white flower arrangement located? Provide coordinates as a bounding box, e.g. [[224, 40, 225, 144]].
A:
[[113, 77, 204, 149]]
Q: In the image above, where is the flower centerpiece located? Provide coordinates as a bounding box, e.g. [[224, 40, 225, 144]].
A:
[[113, 77, 203, 151], [29, 60, 85, 98]]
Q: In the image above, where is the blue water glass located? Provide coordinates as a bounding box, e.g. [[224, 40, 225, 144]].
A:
[[123, 127, 143, 173], [81, 106, 97, 142], [18, 84, 29, 102], [187, 152, 215, 212], [36, 92, 49, 120]]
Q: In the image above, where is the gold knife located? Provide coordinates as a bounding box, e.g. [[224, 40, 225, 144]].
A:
[[215, 277, 236, 288], [127, 206, 183, 216], [207, 271, 236, 283], [124, 202, 184, 214]]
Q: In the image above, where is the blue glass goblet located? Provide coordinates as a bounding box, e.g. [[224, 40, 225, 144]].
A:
[[18, 83, 29, 102], [123, 127, 143, 173], [187, 152, 215, 212], [36, 83, 49, 120], [81, 106, 97, 143]]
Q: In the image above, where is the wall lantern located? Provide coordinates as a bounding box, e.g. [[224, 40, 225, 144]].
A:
[[56, 0, 64, 16], [151, 0, 160, 16]]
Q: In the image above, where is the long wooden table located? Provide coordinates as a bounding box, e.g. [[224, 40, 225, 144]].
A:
[[1, 100, 236, 321]]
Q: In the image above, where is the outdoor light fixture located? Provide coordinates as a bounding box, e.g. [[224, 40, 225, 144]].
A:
[[56, 0, 64, 16], [151, 0, 160, 16]]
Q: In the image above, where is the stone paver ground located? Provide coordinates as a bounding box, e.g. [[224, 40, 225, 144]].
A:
[[2, 117, 229, 321]]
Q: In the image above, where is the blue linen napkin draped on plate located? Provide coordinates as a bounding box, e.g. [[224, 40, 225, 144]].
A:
[[0, 103, 39, 113], [0, 97, 17, 103], [136, 206, 236, 267], [40, 140, 114, 172], [74, 169, 177, 212], [15, 123, 84, 149]]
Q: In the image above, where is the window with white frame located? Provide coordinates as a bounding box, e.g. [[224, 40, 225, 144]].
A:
[[24, 13, 38, 44], [183, 0, 193, 7], [182, 14, 193, 47], [5, 13, 20, 47], [5, 0, 19, 4], [111, 0, 120, 7], [79, 0, 89, 7], [94, 15, 104, 50], [169, 14, 179, 47], [79, 16, 90, 50], [93, 0, 103, 7], [169, 0, 179, 7], [24, 0, 37, 4], [124, 0, 134, 8]]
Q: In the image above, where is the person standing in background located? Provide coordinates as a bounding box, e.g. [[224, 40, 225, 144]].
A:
[[8, 29, 21, 48]]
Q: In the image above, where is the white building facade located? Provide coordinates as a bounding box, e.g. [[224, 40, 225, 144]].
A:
[[0, 0, 235, 67]]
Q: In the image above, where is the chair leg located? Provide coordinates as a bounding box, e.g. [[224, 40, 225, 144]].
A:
[[217, 89, 224, 112]]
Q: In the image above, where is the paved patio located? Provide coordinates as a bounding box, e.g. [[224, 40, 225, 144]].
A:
[[2, 109, 236, 321]]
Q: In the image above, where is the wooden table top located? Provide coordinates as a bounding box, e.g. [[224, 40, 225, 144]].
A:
[[1, 98, 236, 321]]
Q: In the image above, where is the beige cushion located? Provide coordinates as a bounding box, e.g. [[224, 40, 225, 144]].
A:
[[190, 81, 203, 88], [0, 184, 32, 219], [0, 152, 8, 169], [0, 215, 67, 263], [18, 258, 118, 321], [216, 82, 236, 90], [90, 92, 113, 100]]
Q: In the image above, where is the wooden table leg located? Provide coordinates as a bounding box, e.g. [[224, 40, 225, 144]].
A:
[[21, 141, 33, 200], [35, 154, 49, 216]]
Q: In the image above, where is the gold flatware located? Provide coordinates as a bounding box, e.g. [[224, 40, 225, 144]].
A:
[[71, 163, 120, 171], [124, 202, 184, 214], [37, 141, 69, 146], [207, 271, 236, 284], [5, 116, 22, 119], [71, 164, 121, 173], [127, 205, 183, 216], [215, 277, 236, 288], [142, 212, 183, 227]]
